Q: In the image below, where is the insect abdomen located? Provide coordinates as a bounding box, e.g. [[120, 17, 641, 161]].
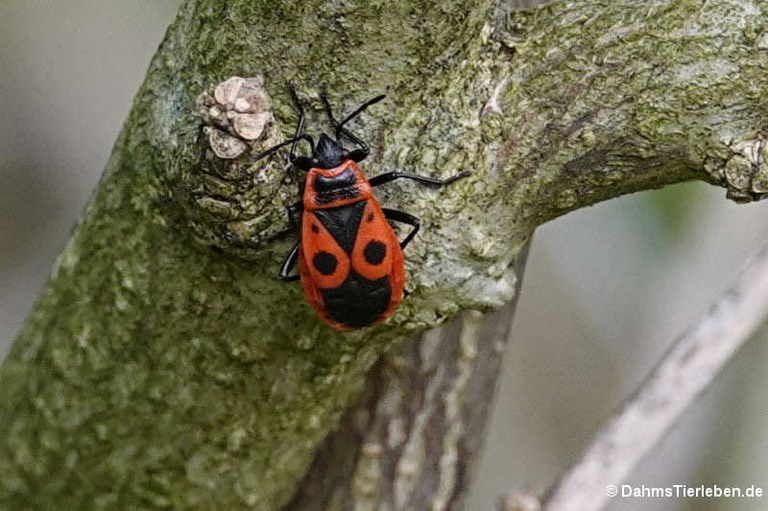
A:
[[319, 273, 392, 328]]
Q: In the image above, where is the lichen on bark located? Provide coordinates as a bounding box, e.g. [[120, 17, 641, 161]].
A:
[[1, 0, 767, 510]]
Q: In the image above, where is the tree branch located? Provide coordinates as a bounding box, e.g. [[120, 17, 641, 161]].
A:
[[286, 245, 529, 510], [1, 0, 767, 509], [494, 0, 768, 226], [500, 243, 768, 511]]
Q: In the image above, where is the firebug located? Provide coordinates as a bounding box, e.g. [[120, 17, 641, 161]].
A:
[[256, 87, 467, 330]]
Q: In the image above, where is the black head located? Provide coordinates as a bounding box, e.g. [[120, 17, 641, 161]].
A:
[[314, 133, 347, 169]]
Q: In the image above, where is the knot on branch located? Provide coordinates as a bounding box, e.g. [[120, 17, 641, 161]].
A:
[[172, 75, 295, 258], [200, 76, 273, 158], [709, 137, 768, 203]]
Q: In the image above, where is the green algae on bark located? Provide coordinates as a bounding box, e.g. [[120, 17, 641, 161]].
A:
[[1, 0, 768, 509]]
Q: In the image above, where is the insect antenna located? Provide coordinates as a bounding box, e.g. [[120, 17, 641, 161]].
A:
[[338, 94, 386, 129], [253, 134, 314, 162]]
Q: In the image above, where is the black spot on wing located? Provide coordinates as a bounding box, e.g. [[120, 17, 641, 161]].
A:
[[363, 240, 386, 265], [313, 251, 338, 275]]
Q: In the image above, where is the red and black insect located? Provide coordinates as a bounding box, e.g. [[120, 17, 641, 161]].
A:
[[256, 88, 467, 330]]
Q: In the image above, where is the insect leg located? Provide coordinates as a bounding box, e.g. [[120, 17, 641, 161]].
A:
[[288, 85, 309, 161], [339, 130, 370, 162], [321, 93, 385, 162], [286, 200, 304, 228], [369, 171, 470, 188], [382, 208, 420, 249], [251, 85, 316, 165], [279, 241, 301, 282]]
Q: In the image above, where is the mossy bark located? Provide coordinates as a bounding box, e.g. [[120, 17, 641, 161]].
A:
[[1, 0, 767, 510]]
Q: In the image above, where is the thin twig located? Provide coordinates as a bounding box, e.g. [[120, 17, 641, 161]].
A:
[[500, 244, 768, 511]]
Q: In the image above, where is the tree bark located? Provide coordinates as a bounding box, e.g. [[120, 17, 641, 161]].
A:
[[1, 0, 767, 510], [286, 246, 529, 511]]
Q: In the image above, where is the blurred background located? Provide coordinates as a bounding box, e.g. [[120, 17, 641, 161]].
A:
[[1, 2, 767, 510]]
